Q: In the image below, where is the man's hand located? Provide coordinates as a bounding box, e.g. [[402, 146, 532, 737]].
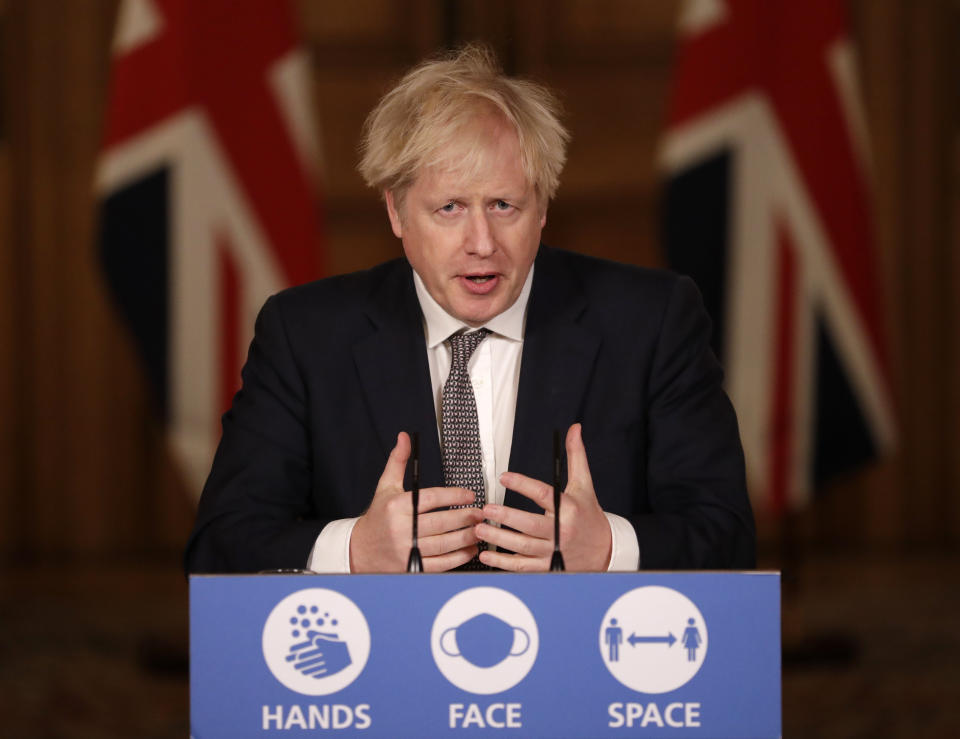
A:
[[350, 432, 483, 572], [476, 423, 612, 572]]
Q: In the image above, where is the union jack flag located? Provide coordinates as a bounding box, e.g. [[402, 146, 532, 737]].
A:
[[660, 0, 896, 515], [96, 0, 323, 496]]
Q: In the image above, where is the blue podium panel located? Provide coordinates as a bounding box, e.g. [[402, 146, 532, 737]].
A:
[[190, 573, 780, 738]]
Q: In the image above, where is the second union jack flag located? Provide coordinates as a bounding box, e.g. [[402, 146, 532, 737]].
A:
[[660, 0, 896, 514]]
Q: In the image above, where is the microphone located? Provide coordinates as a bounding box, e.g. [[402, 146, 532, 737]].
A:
[[550, 429, 566, 572], [406, 432, 424, 573]]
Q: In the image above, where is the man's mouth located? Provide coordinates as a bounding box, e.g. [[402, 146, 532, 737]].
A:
[[459, 273, 500, 295]]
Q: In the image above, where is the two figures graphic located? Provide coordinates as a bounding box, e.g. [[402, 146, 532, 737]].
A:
[[605, 617, 702, 662]]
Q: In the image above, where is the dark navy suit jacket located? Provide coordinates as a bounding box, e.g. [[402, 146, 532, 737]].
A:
[[185, 246, 755, 572]]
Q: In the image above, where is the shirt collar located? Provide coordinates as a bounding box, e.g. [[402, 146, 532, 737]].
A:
[[413, 266, 534, 348]]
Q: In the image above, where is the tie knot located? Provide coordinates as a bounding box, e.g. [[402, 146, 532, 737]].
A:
[[447, 328, 489, 367]]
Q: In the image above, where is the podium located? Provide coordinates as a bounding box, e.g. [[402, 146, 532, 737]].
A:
[[190, 572, 780, 737]]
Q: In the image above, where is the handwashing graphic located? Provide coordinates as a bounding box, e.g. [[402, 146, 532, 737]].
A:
[[262, 588, 370, 696], [283, 605, 353, 678]]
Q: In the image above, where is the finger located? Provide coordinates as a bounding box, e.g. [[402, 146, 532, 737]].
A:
[[417, 506, 484, 537], [422, 545, 479, 573], [416, 486, 477, 512], [565, 423, 595, 491], [480, 504, 553, 539], [475, 522, 553, 558], [376, 432, 411, 491], [498, 471, 554, 511], [418, 526, 480, 557], [478, 548, 547, 573]]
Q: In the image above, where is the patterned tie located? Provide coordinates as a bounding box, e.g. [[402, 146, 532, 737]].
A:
[[441, 329, 489, 505], [442, 329, 490, 569]]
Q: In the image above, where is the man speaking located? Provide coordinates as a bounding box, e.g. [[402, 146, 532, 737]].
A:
[[185, 45, 755, 574]]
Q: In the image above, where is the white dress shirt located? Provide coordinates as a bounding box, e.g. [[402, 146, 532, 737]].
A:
[[307, 266, 640, 572]]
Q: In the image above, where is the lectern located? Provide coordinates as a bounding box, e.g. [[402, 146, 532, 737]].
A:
[[190, 572, 780, 737]]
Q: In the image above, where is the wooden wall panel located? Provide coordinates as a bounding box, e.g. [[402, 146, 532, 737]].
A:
[[517, 2, 678, 268], [894, 0, 955, 546], [953, 133, 960, 540], [850, 0, 906, 546], [300, 0, 447, 276], [943, 2, 960, 544], [2, 0, 29, 557], [549, 0, 677, 45], [0, 0, 13, 556], [300, 0, 403, 43], [3, 0, 193, 560]]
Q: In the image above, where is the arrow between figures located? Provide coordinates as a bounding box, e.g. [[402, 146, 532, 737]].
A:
[[627, 632, 677, 647]]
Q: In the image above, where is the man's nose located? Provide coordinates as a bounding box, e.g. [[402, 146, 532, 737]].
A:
[[464, 210, 496, 257]]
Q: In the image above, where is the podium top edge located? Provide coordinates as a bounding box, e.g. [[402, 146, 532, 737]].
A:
[[188, 570, 781, 578]]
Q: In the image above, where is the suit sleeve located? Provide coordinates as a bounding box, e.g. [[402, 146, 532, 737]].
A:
[[632, 276, 756, 569], [184, 295, 328, 573]]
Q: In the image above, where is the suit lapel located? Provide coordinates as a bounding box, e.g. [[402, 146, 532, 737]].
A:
[[351, 262, 444, 490], [506, 248, 600, 514]]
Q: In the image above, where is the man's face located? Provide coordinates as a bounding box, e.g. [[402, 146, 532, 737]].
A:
[[385, 118, 545, 327]]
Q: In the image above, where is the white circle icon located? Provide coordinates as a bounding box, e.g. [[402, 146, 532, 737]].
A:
[[599, 586, 707, 694], [262, 588, 370, 695], [431, 587, 538, 695]]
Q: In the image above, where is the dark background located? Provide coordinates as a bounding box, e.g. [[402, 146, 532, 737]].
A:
[[1, 1, 958, 736]]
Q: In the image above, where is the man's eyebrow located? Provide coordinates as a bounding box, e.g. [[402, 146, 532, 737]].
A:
[[497, 192, 532, 204]]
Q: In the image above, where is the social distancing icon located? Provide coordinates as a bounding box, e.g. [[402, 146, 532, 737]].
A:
[[599, 586, 708, 694]]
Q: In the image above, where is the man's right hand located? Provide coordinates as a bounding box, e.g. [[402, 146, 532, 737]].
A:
[[349, 432, 483, 572]]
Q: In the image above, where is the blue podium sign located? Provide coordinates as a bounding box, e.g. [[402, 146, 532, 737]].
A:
[[190, 572, 780, 738]]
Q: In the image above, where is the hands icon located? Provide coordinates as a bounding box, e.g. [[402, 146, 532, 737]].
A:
[[285, 630, 353, 678]]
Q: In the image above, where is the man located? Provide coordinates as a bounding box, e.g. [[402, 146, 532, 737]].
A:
[[185, 45, 755, 574]]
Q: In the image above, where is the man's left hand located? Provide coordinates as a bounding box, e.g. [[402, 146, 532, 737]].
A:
[[476, 423, 612, 571]]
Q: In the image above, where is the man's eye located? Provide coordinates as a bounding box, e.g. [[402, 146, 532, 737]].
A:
[[439, 202, 457, 213], [494, 200, 512, 211]]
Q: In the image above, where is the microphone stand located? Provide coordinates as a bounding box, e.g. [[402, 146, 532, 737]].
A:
[[406, 432, 423, 573], [550, 429, 566, 572]]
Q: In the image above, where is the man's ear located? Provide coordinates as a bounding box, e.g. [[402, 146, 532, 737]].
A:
[[385, 190, 403, 239]]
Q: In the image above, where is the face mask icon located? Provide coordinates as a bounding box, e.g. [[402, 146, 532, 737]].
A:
[[440, 612, 530, 668]]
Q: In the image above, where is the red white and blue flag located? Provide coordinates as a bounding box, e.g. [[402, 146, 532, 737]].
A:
[[660, 0, 896, 515], [97, 0, 323, 496]]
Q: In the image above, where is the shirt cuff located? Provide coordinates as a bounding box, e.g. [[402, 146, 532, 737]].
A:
[[604, 512, 640, 571], [306, 518, 359, 573]]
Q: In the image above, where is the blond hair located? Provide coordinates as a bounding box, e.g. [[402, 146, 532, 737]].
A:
[[358, 44, 569, 203]]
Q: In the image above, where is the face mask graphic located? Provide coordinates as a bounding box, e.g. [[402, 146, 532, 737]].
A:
[[440, 612, 530, 668]]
